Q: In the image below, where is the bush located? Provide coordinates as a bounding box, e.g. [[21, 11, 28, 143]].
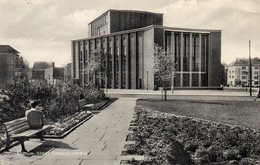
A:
[[131, 106, 260, 164], [0, 74, 105, 123]]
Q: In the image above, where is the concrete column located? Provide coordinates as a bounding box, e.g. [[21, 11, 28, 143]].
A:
[[97, 39, 102, 87], [180, 32, 184, 87], [199, 33, 202, 87], [171, 32, 175, 88], [77, 41, 81, 81], [71, 42, 75, 80], [86, 40, 90, 82], [104, 38, 108, 88], [118, 35, 122, 89], [111, 37, 115, 88], [82, 41, 85, 84], [125, 34, 130, 89], [130, 32, 137, 89], [208, 34, 212, 86], [189, 33, 193, 87], [138, 32, 144, 89]]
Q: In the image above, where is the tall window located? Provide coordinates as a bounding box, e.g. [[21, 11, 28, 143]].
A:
[[183, 34, 190, 71], [174, 34, 181, 71], [192, 35, 199, 71], [201, 35, 208, 72]]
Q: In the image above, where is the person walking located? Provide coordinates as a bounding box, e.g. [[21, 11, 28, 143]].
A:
[[254, 88, 260, 101]]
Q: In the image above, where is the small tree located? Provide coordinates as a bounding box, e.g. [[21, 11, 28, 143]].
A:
[[85, 49, 108, 89], [153, 44, 175, 100]]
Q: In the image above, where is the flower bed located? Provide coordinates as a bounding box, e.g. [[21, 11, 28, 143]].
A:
[[128, 105, 260, 164], [46, 98, 115, 137], [47, 110, 92, 136]]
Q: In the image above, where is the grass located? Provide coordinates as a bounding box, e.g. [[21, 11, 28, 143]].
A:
[[137, 99, 260, 130]]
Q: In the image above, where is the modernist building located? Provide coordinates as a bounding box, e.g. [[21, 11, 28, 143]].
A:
[[0, 45, 24, 88], [71, 9, 222, 89], [227, 58, 260, 87]]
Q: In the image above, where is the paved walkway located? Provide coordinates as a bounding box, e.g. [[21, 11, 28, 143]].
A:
[[1, 98, 137, 165]]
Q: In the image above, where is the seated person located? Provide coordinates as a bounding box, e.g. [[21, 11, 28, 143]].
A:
[[25, 101, 44, 129]]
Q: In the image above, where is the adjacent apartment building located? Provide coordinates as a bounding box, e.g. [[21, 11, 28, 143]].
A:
[[71, 9, 222, 89], [227, 58, 260, 87], [0, 45, 24, 88]]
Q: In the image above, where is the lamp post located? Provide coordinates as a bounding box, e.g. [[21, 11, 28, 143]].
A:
[[249, 40, 252, 96], [146, 70, 148, 91]]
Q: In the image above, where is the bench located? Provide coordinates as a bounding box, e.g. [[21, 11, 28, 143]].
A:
[[78, 99, 94, 111], [2, 117, 50, 152]]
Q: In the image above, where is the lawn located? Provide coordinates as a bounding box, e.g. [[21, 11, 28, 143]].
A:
[[137, 99, 260, 130]]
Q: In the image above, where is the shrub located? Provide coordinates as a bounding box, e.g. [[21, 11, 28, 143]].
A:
[[0, 74, 105, 123]]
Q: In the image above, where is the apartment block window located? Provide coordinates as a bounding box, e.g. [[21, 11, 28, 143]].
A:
[[242, 66, 246, 69], [122, 59, 126, 71], [254, 66, 259, 70], [116, 47, 119, 57], [242, 71, 247, 75], [122, 72, 126, 88], [122, 46, 127, 56], [85, 50, 88, 61], [254, 71, 259, 75], [109, 61, 112, 71], [115, 73, 119, 87], [242, 76, 247, 79], [79, 51, 83, 61], [232, 76, 234, 79], [116, 60, 119, 71], [254, 76, 259, 80]]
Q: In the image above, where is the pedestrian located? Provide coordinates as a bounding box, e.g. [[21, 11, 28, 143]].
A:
[[25, 100, 44, 129], [254, 88, 260, 101]]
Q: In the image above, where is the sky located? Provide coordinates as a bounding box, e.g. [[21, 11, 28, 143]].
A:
[[0, 0, 260, 67]]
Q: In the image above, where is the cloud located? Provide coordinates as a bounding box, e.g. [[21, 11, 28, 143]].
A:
[[158, 0, 260, 62], [0, 0, 259, 67]]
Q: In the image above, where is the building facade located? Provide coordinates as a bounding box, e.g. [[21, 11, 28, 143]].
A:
[[32, 62, 64, 84], [0, 45, 24, 88], [72, 10, 222, 89], [227, 58, 260, 87], [64, 63, 72, 82]]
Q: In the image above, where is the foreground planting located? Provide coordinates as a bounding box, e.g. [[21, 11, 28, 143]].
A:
[[128, 106, 260, 164]]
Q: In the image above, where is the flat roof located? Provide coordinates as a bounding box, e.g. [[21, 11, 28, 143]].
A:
[[72, 25, 221, 42], [88, 9, 163, 25]]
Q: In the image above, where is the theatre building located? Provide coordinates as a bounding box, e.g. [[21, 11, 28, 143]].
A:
[[71, 9, 222, 89]]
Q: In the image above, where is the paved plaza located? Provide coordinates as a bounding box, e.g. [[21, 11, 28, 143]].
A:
[[1, 90, 259, 165], [1, 98, 137, 165]]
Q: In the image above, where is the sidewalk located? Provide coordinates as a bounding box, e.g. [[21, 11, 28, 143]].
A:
[[1, 98, 137, 165], [106, 89, 258, 96], [106, 89, 259, 101]]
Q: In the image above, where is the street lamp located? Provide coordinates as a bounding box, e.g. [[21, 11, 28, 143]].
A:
[[146, 70, 148, 91]]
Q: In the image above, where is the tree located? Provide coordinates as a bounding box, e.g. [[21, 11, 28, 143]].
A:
[[84, 49, 108, 89], [153, 44, 176, 100]]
